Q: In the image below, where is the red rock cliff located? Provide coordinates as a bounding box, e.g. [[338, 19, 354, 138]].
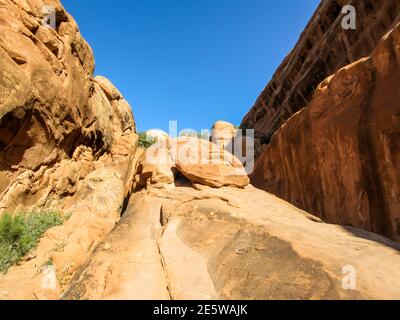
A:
[[0, 0, 138, 298], [251, 15, 400, 240], [242, 0, 400, 158]]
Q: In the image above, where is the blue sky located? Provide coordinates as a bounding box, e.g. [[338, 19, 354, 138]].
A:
[[62, 0, 320, 133]]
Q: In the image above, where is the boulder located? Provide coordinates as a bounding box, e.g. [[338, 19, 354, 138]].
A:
[[211, 120, 236, 144], [175, 138, 249, 188], [137, 138, 249, 188], [94, 76, 123, 101], [138, 141, 176, 187]]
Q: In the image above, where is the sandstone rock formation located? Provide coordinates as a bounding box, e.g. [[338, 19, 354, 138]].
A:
[[1, 0, 400, 301], [242, 0, 400, 158], [251, 17, 400, 242], [63, 183, 400, 300], [136, 137, 250, 189], [175, 138, 249, 188], [0, 0, 137, 299], [64, 131, 400, 300], [211, 120, 236, 148]]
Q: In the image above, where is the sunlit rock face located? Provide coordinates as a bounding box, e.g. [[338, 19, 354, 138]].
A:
[[64, 185, 400, 300], [1, 0, 400, 301], [135, 137, 250, 189], [0, 0, 136, 209], [0, 0, 138, 299], [211, 121, 236, 147]]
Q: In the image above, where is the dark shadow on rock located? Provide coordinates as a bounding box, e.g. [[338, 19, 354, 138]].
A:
[[341, 225, 400, 252]]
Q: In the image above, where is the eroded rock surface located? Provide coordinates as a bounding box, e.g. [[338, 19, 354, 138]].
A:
[[0, 0, 137, 299], [136, 137, 250, 189], [242, 0, 400, 158], [64, 184, 400, 300], [211, 121, 236, 148], [252, 21, 400, 241], [2, 0, 400, 301]]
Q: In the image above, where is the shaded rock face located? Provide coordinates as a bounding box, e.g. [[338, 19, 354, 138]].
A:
[[0, 0, 137, 299], [252, 22, 400, 241], [242, 0, 400, 158]]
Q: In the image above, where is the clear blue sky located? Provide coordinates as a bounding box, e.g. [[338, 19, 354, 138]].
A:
[[62, 0, 320, 133]]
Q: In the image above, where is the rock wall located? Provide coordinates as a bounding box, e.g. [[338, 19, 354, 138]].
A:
[[2, 0, 400, 300], [0, 0, 138, 299], [63, 130, 400, 300], [242, 0, 400, 158], [252, 22, 400, 241]]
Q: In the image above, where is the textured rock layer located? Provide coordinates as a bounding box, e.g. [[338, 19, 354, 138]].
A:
[[252, 21, 400, 241], [136, 138, 250, 189], [64, 184, 400, 300], [0, 0, 137, 299], [242, 0, 400, 158], [2, 0, 400, 301]]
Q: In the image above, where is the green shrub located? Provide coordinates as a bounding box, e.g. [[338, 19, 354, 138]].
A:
[[0, 210, 66, 274], [179, 130, 210, 140], [138, 132, 157, 149]]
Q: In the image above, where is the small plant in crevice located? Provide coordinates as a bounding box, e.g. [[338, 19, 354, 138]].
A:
[[0, 210, 67, 274], [138, 132, 157, 149], [179, 130, 210, 140], [41, 257, 54, 271]]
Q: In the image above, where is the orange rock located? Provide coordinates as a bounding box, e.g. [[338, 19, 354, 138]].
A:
[[251, 23, 400, 241], [0, 0, 137, 299], [175, 138, 249, 188], [138, 138, 249, 188], [242, 0, 400, 158]]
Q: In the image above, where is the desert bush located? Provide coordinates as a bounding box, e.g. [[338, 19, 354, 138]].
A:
[[179, 130, 210, 140], [0, 210, 66, 274], [138, 132, 157, 149]]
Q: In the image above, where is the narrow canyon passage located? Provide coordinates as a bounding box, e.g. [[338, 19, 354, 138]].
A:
[[1, 0, 400, 301]]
